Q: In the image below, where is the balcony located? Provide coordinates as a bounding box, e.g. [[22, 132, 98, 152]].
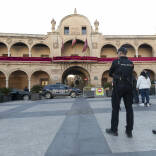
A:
[[0, 56, 156, 63]]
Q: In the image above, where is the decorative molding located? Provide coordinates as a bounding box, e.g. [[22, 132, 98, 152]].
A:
[[53, 42, 59, 49], [116, 40, 120, 47], [134, 39, 139, 47], [92, 42, 98, 49], [28, 39, 33, 45], [6, 38, 12, 45]]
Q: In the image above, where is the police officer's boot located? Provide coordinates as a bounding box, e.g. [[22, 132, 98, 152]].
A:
[[106, 128, 118, 136], [125, 130, 133, 138], [152, 130, 156, 134]]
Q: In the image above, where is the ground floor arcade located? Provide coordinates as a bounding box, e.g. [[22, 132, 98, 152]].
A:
[[0, 62, 156, 91]]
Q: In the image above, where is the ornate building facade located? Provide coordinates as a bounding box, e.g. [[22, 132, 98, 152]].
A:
[[0, 9, 156, 91]]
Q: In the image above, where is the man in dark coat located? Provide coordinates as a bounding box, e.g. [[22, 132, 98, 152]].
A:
[[106, 46, 134, 138]]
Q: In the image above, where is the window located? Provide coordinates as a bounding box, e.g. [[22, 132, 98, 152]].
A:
[[23, 54, 29, 57], [41, 55, 49, 57], [82, 27, 87, 35], [2, 54, 8, 57], [71, 54, 79, 56], [40, 78, 48, 86], [101, 55, 107, 58], [64, 27, 69, 35]]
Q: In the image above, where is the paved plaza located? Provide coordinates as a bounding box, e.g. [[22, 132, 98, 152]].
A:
[[0, 96, 156, 156]]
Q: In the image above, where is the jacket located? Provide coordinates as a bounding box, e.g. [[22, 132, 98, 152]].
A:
[[136, 75, 151, 89], [109, 56, 134, 85]]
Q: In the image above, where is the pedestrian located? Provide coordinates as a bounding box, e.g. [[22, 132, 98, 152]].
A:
[[132, 76, 139, 104], [24, 86, 29, 92], [106, 46, 134, 138], [136, 70, 151, 107]]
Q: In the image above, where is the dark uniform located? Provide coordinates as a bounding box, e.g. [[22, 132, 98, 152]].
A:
[[106, 48, 134, 137]]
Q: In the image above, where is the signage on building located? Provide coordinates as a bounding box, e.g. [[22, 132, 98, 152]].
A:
[[96, 88, 104, 96]]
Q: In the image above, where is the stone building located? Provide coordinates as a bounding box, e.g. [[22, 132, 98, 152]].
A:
[[0, 9, 156, 91]]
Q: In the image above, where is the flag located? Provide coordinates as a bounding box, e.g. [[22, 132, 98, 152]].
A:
[[61, 39, 64, 52], [72, 38, 76, 47], [82, 38, 88, 52]]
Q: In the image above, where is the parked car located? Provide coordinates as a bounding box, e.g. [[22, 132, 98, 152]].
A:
[[41, 83, 82, 99], [10, 88, 30, 100]]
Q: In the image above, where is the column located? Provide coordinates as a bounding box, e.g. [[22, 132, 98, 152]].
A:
[[8, 48, 11, 57], [136, 48, 138, 57], [6, 78, 9, 88], [29, 49, 31, 57], [28, 79, 31, 91]]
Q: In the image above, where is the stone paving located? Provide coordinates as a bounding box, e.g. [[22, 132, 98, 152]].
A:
[[0, 96, 156, 156]]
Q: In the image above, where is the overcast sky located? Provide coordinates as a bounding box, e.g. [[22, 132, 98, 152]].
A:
[[0, 0, 156, 35]]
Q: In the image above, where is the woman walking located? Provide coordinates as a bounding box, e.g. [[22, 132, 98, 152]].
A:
[[136, 70, 151, 107]]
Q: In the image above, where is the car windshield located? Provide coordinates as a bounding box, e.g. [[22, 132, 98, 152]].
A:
[[11, 88, 21, 92]]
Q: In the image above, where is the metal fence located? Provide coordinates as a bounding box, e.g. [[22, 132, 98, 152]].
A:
[[83, 87, 112, 98]]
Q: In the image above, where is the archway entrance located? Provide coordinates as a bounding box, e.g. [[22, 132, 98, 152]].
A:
[[9, 70, 28, 90], [31, 71, 50, 87], [62, 66, 90, 90], [101, 70, 112, 88], [0, 71, 6, 88]]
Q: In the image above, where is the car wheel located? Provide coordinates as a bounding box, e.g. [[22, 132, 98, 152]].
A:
[[70, 92, 76, 98], [23, 95, 29, 100], [45, 92, 51, 99]]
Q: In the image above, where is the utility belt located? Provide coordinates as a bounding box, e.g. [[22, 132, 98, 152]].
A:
[[113, 76, 132, 86]]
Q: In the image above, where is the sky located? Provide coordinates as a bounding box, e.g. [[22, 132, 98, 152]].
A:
[[0, 0, 156, 35]]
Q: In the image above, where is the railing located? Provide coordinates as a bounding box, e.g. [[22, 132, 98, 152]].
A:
[[53, 56, 97, 62], [0, 56, 156, 63], [0, 57, 52, 62]]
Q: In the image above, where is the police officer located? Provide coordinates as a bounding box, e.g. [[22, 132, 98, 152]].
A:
[[152, 130, 156, 134], [106, 46, 134, 138]]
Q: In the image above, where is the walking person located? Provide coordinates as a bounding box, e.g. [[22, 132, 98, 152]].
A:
[[132, 76, 139, 104], [106, 46, 134, 138], [136, 70, 151, 107]]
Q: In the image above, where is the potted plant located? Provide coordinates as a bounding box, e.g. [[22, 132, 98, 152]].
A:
[[103, 82, 113, 97], [0, 88, 12, 102], [30, 85, 43, 100], [0, 90, 3, 103]]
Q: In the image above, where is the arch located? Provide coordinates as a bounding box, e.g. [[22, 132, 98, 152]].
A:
[[101, 70, 112, 88], [10, 42, 29, 57], [31, 43, 50, 57], [0, 71, 6, 88], [120, 44, 136, 57], [101, 44, 117, 58], [138, 43, 153, 57], [9, 68, 29, 77], [9, 70, 28, 90], [0, 69, 8, 78], [0, 42, 8, 57], [31, 70, 50, 88], [62, 66, 90, 89], [62, 39, 90, 56]]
